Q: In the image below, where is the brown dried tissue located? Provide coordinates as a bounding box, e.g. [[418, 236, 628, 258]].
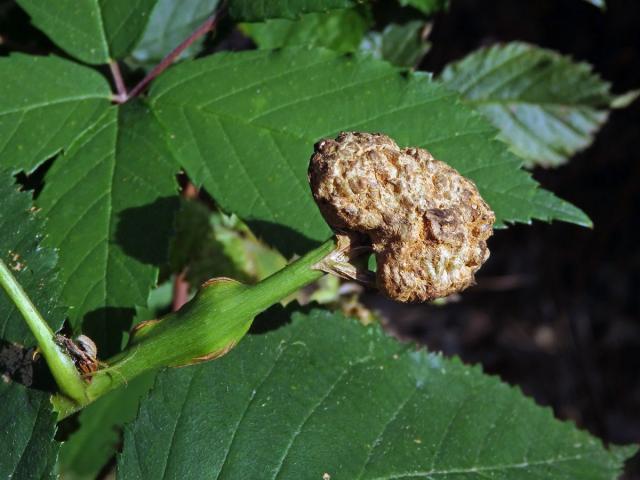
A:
[[309, 132, 495, 302]]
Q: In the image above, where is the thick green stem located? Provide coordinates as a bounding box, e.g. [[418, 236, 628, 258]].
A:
[[53, 238, 336, 418], [0, 258, 86, 403], [247, 238, 334, 308]]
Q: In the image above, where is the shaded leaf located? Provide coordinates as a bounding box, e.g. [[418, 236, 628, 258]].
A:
[[0, 381, 58, 479], [150, 48, 590, 256], [360, 21, 431, 68], [121, 281, 174, 351], [170, 200, 286, 286], [0, 171, 65, 345], [398, 0, 449, 15], [209, 213, 286, 281], [0, 54, 111, 173], [16, 0, 158, 64], [230, 0, 354, 21], [37, 101, 179, 353], [168, 200, 213, 277], [440, 42, 617, 167], [242, 8, 370, 53], [130, 0, 220, 70], [118, 309, 633, 479], [58, 371, 156, 480]]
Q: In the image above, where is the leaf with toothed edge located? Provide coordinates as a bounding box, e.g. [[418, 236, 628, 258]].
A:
[[0, 171, 65, 346], [242, 7, 371, 53], [117, 309, 634, 479], [440, 42, 620, 168], [36, 101, 179, 355], [16, 0, 159, 64], [0, 381, 59, 479], [58, 371, 156, 480], [359, 20, 432, 68], [130, 0, 221, 71], [149, 47, 591, 257], [398, 0, 449, 15], [0, 54, 111, 174], [229, 0, 355, 22]]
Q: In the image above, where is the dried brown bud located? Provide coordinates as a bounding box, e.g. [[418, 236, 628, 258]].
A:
[[309, 132, 495, 302]]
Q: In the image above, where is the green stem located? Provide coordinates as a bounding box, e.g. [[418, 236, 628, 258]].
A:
[[53, 238, 336, 418], [0, 258, 86, 403], [247, 238, 334, 308]]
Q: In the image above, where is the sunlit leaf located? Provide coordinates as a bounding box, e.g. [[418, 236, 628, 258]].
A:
[[118, 309, 634, 479], [150, 48, 591, 256], [441, 42, 617, 167]]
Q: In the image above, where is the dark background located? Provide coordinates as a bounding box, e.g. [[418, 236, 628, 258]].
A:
[[367, 0, 640, 477]]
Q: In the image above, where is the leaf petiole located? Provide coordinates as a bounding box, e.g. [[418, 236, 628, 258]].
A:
[[52, 237, 336, 418], [109, 60, 128, 103], [126, 2, 227, 101], [0, 257, 86, 403]]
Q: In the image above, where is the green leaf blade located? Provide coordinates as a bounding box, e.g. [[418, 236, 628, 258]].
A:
[[118, 310, 633, 479], [151, 48, 590, 255], [0, 382, 59, 479], [0, 54, 111, 174], [360, 20, 431, 68], [101, 0, 160, 60], [58, 372, 156, 480], [15, 0, 110, 64], [242, 8, 370, 53], [169, 201, 287, 286], [37, 102, 179, 352], [398, 0, 449, 15], [16, 0, 158, 64], [441, 42, 615, 168], [0, 172, 65, 345], [229, 0, 354, 21], [130, 0, 220, 70]]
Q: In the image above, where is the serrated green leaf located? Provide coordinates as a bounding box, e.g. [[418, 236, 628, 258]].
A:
[[230, 0, 354, 21], [398, 0, 449, 15], [440, 42, 616, 168], [16, 0, 158, 64], [360, 20, 431, 68], [58, 371, 156, 480], [118, 309, 633, 479], [37, 101, 179, 354], [0, 381, 58, 479], [130, 0, 220, 71], [150, 48, 590, 256], [0, 172, 65, 345], [0, 54, 111, 174], [242, 8, 370, 53]]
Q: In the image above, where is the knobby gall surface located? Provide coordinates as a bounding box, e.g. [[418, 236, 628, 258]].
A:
[[309, 132, 495, 302]]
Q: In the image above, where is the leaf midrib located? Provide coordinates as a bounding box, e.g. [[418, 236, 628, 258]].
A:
[[0, 95, 110, 117], [467, 98, 608, 109], [93, 0, 111, 61], [367, 450, 605, 479]]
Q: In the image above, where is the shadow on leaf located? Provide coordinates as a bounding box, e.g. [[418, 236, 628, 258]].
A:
[[115, 196, 181, 266], [0, 339, 57, 392], [246, 219, 325, 259], [250, 301, 317, 335], [82, 307, 136, 358]]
